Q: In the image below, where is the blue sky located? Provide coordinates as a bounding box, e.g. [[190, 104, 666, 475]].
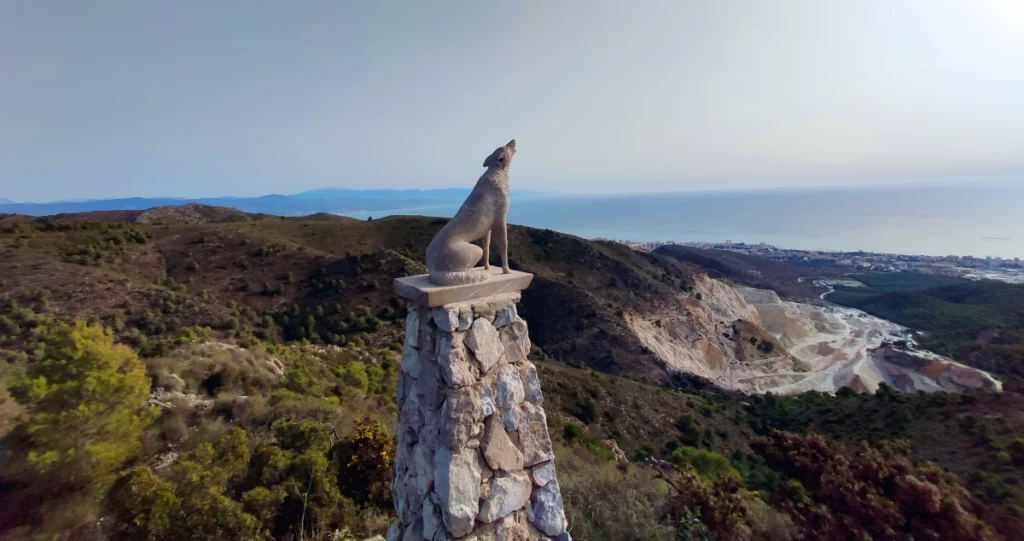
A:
[[1, 0, 1022, 202]]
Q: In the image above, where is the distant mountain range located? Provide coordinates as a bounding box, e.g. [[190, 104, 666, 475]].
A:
[[0, 188, 550, 217]]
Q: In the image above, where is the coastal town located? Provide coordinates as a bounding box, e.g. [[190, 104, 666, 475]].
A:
[[605, 239, 1024, 285]]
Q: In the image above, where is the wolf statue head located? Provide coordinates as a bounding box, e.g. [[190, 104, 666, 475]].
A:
[[483, 139, 516, 170]]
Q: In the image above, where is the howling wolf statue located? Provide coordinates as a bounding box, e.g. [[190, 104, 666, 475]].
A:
[[425, 139, 516, 285]]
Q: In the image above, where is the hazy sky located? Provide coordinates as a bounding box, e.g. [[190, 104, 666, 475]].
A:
[[2, 1, 1023, 201]]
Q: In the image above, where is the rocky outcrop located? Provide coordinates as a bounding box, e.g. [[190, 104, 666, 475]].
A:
[[390, 293, 569, 541], [147, 389, 213, 413], [603, 439, 629, 470]]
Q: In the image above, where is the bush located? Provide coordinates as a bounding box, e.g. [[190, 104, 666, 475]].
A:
[[9, 321, 159, 488], [1008, 438, 1024, 464], [563, 423, 587, 443], [570, 395, 599, 424], [670, 446, 741, 484], [661, 468, 763, 541], [334, 362, 370, 395], [754, 431, 998, 540], [676, 414, 701, 446], [335, 418, 394, 508], [111, 428, 264, 540]]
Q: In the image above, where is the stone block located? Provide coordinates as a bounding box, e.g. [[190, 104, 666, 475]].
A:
[[530, 479, 567, 536], [497, 365, 525, 409], [418, 313, 437, 356], [502, 407, 520, 432], [395, 431, 414, 468], [401, 518, 424, 541], [412, 443, 435, 493], [405, 308, 420, 348], [530, 461, 556, 488], [437, 333, 478, 388], [480, 385, 497, 418], [493, 304, 517, 329], [494, 512, 530, 541], [518, 403, 554, 467], [479, 472, 532, 523], [500, 319, 531, 365], [520, 361, 543, 406], [398, 425, 419, 453], [397, 373, 410, 403], [434, 447, 482, 537], [458, 307, 474, 331], [422, 494, 444, 541], [467, 317, 503, 373], [400, 345, 420, 375], [398, 385, 423, 429], [418, 415, 441, 451], [398, 468, 426, 524], [463, 529, 497, 541], [433, 306, 460, 332], [441, 388, 483, 449], [481, 415, 524, 472], [415, 356, 445, 412]]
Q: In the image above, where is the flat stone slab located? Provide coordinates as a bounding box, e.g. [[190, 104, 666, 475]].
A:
[[394, 268, 533, 307]]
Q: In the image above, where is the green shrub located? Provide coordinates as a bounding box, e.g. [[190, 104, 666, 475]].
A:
[[570, 395, 598, 424], [9, 321, 159, 487], [335, 362, 370, 395], [669, 447, 741, 484], [675, 414, 701, 446], [335, 418, 394, 508], [112, 428, 264, 540], [563, 423, 587, 442], [1008, 438, 1024, 464]]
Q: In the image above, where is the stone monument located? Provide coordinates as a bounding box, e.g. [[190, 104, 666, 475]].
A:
[[388, 142, 570, 541]]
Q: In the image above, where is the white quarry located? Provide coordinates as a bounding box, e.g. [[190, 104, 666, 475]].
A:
[[390, 270, 571, 541], [623, 273, 1001, 395]]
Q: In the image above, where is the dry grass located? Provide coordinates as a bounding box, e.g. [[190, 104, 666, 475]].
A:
[[0, 383, 25, 439], [556, 442, 676, 541], [538, 360, 753, 459]]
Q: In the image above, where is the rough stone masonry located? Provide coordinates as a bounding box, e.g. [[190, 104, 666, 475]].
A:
[[390, 270, 570, 541]]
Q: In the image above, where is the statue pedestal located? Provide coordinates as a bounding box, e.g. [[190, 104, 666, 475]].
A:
[[389, 273, 570, 541], [393, 268, 534, 307]]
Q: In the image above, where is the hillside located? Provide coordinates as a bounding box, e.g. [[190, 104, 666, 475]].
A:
[[0, 203, 1013, 397], [653, 245, 830, 299], [1, 205, 1023, 540], [0, 207, 721, 385]]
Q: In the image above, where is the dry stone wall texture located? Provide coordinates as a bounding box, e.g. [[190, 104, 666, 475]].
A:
[[389, 295, 570, 541]]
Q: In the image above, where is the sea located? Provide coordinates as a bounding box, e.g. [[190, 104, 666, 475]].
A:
[[341, 183, 1024, 259]]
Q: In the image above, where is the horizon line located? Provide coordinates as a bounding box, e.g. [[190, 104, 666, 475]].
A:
[[2, 178, 1016, 206]]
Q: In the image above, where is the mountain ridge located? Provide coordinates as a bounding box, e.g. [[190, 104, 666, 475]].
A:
[[0, 188, 555, 217]]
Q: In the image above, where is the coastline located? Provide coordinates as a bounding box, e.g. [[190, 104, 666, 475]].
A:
[[343, 186, 1024, 260]]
